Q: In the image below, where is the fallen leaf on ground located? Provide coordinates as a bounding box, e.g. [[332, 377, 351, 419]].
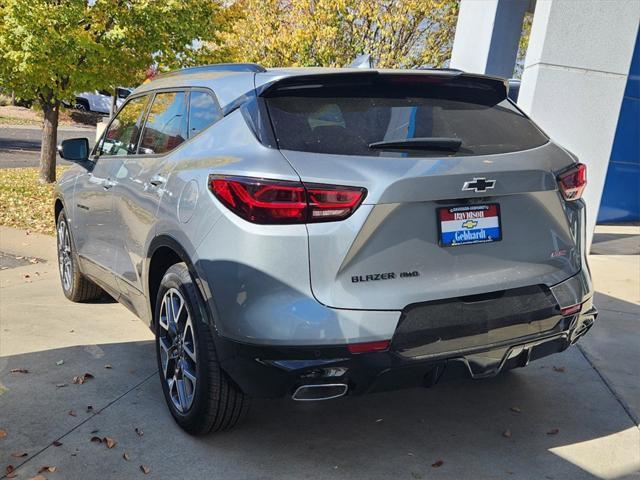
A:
[[552, 366, 566, 373], [68, 410, 77, 417], [431, 460, 444, 468], [72, 372, 94, 385], [547, 428, 560, 435], [503, 429, 512, 438], [375, 418, 383, 423], [122, 453, 130, 461], [104, 437, 116, 449], [10, 452, 27, 458], [56, 360, 64, 366], [10, 368, 28, 374], [90, 429, 99, 434], [29, 476, 46, 480], [56, 383, 68, 388], [510, 406, 522, 413], [90, 436, 102, 443], [52, 441, 62, 447], [37, 466, 56, 474], [6, 465, 14, 474], [140, 465, 150, 474], [104, 364, 112, 369], [135, 428, 143, 437], [22, 274, 30, 279], [0, 429, 7, 438]]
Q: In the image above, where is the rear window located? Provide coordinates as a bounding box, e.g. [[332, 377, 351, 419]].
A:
[[264, 75, 548, 157]]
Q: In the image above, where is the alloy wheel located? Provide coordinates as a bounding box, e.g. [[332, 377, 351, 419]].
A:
[[158, 288, 198, 413], [57, 219, 72, 292]]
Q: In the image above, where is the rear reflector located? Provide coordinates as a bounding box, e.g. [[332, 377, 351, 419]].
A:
[[560, 303, 582, 316], [558, 163, 587, 201], [209, 175, 366, 224], [347, 340, 390, 354]]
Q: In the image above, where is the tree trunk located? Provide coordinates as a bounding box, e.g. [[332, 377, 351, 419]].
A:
[[39, 99, 60, 184]]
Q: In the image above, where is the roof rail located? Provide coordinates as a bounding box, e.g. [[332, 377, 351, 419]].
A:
[[155, 63, 266, 79]]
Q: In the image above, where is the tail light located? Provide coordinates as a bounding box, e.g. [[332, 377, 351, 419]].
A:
[[558, 163, 586, 201], [347, 340, 390, 354], [560, 303, 582, 316], [209, 175, 366, 224]]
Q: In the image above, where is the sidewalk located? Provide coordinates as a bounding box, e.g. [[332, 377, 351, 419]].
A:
[[1, 226, 638, 480]]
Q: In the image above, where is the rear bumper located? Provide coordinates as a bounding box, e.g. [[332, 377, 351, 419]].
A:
[[216, 305, 597, 398]]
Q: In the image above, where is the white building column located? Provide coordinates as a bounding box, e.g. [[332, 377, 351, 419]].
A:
[[450, 0, 530, 78], [518, 0, 640, 244]]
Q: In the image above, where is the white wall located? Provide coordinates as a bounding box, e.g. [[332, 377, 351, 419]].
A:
[[518, 0, 640, 244]]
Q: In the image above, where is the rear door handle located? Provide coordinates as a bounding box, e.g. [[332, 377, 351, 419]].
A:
[[149, 174, 167, 187]]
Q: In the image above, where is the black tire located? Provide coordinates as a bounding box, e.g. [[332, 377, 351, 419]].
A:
[[56, 210, 103, 302], [75, 99, 90, 111], [154, 262, 249, 434]]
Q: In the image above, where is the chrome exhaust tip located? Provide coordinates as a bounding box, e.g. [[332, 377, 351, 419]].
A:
[[292, 383, 348, 401]]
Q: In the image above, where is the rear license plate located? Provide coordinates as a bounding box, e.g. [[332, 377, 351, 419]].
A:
[[437, 204, 502, 247]]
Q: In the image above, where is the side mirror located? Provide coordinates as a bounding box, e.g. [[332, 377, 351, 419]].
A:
[[58, 138, 90, 163]]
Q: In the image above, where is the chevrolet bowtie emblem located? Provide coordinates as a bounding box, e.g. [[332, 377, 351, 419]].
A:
[[462, 178, 496, 193], [461, 220, 478, 229]]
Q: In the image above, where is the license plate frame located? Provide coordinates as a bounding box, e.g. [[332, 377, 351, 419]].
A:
[[437, 203, 502, 247]]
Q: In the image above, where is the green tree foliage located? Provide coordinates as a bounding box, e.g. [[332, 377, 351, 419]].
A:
[[514, 12, 533, 78], [220, 0, 459, 69], [0, 0, 223, 183]]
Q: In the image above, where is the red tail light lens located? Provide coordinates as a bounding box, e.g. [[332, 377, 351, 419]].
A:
[[209, 175, 366, 224], [558, 163, 587, 201], [347, 340, 390, 354], [560, 303, 582, 316]]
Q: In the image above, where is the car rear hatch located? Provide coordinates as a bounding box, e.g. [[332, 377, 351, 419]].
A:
[[260, 71, 582, 310]]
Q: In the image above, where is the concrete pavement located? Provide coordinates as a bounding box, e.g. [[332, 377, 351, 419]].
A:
[[0, 226, 638, 480], [0, 125, 96, 169]]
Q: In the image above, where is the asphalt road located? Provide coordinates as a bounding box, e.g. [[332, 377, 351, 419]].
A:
[[0, 226, 638, 480], [0, 125, 96, 168]]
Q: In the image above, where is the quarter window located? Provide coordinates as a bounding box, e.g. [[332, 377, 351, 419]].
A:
[[188, 91, 222, 137], [97, 95, 148, 156], [139, 92, 188, 155]]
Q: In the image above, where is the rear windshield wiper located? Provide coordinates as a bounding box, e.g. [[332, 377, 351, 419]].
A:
[[368, 137, 462, 151]]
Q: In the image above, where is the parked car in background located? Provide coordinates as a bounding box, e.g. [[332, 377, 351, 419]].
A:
[[74, 87, 132, 114], [54, 63, 596, 435]]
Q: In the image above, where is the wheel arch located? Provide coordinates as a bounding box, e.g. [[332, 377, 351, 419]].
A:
[[54, 197, 65, 222], [146, 235, 215, 331]]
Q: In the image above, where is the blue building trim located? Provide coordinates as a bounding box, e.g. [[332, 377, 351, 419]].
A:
[[597, 28, 640, 223]]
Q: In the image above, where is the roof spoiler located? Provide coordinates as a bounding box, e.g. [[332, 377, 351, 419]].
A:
[[257, 70, 508, 101]]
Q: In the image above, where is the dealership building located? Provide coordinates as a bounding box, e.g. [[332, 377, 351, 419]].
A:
[[450, 0, 639, 241]]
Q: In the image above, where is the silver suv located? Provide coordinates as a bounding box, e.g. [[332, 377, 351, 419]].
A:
[[55, 63, 597, 434]]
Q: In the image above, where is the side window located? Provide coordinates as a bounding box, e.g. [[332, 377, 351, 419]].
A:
[[97, 95, 148, 156], [139, 91, 188, 155], [188, 91, 222, 137]]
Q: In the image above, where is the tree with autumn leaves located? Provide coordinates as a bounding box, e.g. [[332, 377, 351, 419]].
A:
[[0, 0, 225, 183], [0, 0, 460, 184], [220, 0, 460, 68]]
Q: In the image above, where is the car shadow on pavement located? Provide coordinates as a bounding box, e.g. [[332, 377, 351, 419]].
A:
[[1, 338, 638, 480]]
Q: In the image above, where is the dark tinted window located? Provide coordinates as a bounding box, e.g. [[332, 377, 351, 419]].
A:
[[265, 77, 548, 157], [139, 92, 188, 155], [188, 91, 222, 137], [98, 95, 148, 156]]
